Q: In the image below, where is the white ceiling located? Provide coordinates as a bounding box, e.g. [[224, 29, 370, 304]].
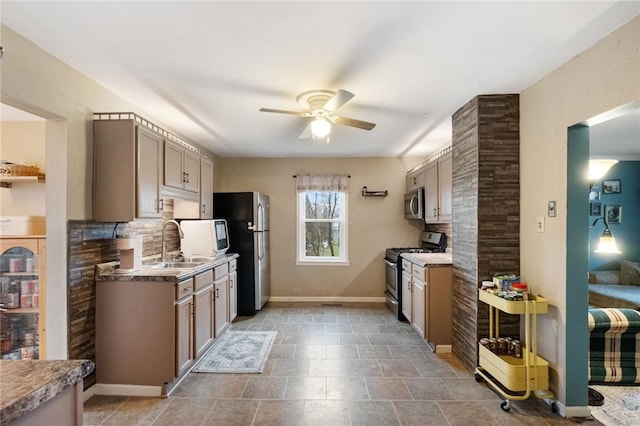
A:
[[1, 1, 638, 158]]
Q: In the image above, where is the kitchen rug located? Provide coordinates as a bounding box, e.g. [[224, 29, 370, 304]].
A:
[[589, 384, 640, 426], [191, 330, 277, 374]]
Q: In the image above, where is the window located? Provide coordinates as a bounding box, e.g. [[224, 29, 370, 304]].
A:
[[297, 191, 349, 265]]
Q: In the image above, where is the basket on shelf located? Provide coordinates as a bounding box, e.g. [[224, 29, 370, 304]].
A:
[[0, 162, 40, 177]]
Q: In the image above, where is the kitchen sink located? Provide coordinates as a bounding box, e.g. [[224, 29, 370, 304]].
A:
[[183, 256, 218, 263], [150, 261, 207, 269]]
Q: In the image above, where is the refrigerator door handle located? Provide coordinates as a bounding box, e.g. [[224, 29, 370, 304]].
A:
[[257, 232, 264, 260]]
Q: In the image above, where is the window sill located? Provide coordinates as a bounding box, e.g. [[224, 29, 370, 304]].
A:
[[296, 260, 351, 267]]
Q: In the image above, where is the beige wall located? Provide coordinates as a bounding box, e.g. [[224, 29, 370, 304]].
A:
[[0, 121, 46, 215], [0, 24, 197, 358], [520, 16, 639, 411], [218, 157, 425, 299]]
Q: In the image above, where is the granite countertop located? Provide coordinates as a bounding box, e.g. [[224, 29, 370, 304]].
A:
[[0, 359, 94, 424], [96, 252, 239, 282], [400, 252, 453, 266]]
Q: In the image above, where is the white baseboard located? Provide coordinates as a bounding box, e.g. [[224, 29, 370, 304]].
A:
[[546, 398, 590, 419], [434, 344, 452, 353], [90, 383, 163, 398], [268, 296, 386, 303], [82, 385, 96, 402]]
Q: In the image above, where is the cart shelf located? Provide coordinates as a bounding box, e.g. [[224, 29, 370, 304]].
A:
[[478, 290, 548, 314], [478, 345, 549, 392]]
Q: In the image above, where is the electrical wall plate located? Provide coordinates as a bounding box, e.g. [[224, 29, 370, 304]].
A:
[[548, 201, 557, 217]]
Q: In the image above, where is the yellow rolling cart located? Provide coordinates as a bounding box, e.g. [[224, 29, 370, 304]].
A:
[[475, 290, 555, 412]]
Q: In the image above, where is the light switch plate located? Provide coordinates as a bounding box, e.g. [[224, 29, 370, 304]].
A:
[[536, 216, 545, 233], [548, 201, 557, 217]]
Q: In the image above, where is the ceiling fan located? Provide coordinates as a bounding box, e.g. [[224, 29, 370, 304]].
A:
[[259, 89, 376, 141]]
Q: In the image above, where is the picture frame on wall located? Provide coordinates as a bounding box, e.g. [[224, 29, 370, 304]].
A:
[[604, 204, 622, 224], [590, 202, 602, 216], [603, 179, 621, 194]]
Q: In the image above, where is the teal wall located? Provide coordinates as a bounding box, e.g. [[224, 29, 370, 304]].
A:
[[566, 125, 590, 407], [588, 161, 640, 270]]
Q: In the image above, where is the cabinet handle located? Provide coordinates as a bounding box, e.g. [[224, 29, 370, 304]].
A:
[[216, 288, 219, 299], [158, 198, 164, 211], [201, 204, 206, 214]]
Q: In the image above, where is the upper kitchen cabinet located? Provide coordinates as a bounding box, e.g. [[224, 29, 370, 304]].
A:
[[406, 166, 425, 193], [173, 156, 213, 219], [424, 149, 452, 223], [93, 117, 163, 221], [200, 157, 213, 219], [163, 140, 200, 199]]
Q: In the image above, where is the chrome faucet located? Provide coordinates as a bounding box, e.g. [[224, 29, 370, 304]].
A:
[[161, 220, 184, 262]]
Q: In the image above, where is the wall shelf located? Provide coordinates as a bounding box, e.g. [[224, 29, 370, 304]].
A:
[[0, 175, 46, 188], [361, 186, 388, 197]]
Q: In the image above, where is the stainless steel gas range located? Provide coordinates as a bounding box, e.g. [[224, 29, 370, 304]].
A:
[[384, 232, 446, 320]]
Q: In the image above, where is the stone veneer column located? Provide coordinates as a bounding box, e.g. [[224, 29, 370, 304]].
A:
[[451, 94, 520, 371]]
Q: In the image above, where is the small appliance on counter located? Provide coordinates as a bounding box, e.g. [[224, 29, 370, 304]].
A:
[[180, 219, 230, 258], [115, 235, 143, 273]]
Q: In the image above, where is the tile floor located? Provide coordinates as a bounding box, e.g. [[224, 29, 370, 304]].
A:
[[84, 303, 601, 425]]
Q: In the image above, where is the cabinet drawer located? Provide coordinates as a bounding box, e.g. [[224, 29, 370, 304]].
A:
[[194, 269, 214, 290], [229, 259, 237, 272], [176, 278, 194, 299], [412, 265, 425, 281], [214, 263, 229, 280], [401, 259, 412, 272]]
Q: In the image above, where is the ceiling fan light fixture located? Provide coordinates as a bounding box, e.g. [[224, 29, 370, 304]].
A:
[[310, 117, 331, 139]]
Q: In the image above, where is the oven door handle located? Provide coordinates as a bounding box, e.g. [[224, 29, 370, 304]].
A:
[[384, 259, 397, 268]]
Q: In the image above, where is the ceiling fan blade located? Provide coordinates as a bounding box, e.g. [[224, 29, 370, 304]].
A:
[[334, 116, 376, 131], [259, 108, 304, 115], [299, 122, 312, 139], [323, 89, 355, 112]]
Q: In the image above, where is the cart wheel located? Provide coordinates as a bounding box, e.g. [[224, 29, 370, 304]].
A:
[[500, 400, 511, 412], [474, 372, 483, 382]]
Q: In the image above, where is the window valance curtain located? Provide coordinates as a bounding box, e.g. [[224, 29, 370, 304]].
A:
[[295, 174, 350, 193]]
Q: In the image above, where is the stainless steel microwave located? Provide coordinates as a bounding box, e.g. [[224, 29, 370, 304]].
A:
[[404, 189, 424, 220]]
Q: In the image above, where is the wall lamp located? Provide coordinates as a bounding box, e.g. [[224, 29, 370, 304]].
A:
[[591, 216, 621, 254], [588, 159, 618, 192]]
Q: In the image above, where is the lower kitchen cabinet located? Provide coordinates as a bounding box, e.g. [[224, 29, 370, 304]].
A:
[[95, 255, 239, 394], [228, 259, 237, 322], [401, 259, 412, 322], [175, 281, 194, 378], [214, 278, 228, 337], [408, 261, 453, 352], [193, 270, 214, 358], [411, 276, 426, 338]]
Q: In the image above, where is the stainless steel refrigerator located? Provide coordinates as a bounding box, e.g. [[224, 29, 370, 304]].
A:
[[213, 191, 270, 316]]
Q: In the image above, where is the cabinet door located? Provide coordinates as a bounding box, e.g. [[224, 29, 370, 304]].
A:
[[200, 158, 214, 219], [193, 285, 214, 357], [401, 269, 412, 321], [412, 279, 425, 339], [175, 296, 193, 377], [164, 140, 185, 190], [438, 153, 453, 222], [406, 168, 424, 192], [137, 127, 162, 218], [183, 150, 200, 193], [424, 162, 438, 223], [228, 270, 237, 322], [214, 278, 229, 337]]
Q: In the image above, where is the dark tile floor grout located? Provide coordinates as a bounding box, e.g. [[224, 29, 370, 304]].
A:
[[84, 302, 603, 425]]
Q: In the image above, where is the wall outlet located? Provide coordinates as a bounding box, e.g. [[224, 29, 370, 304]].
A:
[[548, 200, 557, 217], [536, 216, 545, 233], [293, 288, 301, 294]]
